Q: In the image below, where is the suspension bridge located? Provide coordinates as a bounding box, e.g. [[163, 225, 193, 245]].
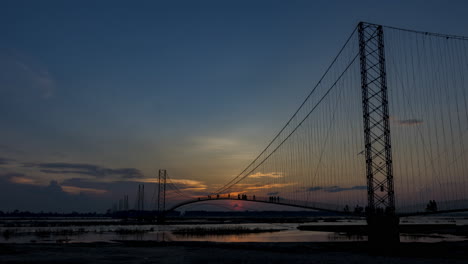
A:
[[123, 22, 468, 242]]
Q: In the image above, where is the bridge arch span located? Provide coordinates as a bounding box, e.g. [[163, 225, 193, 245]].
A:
[[166, 197, 352, 215]]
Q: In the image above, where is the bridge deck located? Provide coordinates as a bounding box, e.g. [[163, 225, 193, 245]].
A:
[[166, 197, 468, 217]]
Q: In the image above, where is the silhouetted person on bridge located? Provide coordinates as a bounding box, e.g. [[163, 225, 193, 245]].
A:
[[426, 200, 438, 212], [253, 195, 256, 201], [344, 205, 350, 213]]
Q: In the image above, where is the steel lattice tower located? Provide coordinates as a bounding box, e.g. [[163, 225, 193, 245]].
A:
[[358, 22, 395, 215], [157, 169, 167, 214]]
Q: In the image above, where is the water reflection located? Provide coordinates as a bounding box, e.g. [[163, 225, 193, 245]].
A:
[[328, 232, 366, 241], [400, 233, 464, 243], [1, 218, 467, 244]]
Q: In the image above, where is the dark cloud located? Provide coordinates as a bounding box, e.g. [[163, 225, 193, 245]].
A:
[[307, 187, 323, 192], [396, 119, 423, 126], [0, 177, 110, 212], [61, 177, 102, 187], [267, 192, 279, 196], [62, 178, 148, 191], [307, 185, 366, 193], [46, 180, 63, 193], [26, 162, 144, 179], [0, 157, 13, 165], [61, 178, 146, 197], [40, 169, 99, 176], [0, 172, 25, 178]]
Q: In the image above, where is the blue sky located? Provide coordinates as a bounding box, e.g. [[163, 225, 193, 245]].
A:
[[1, 0, 468, 212]]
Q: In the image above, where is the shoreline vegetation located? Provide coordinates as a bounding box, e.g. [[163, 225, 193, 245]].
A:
[[172, 226, 284, 236], [1, 226, 285, 240], [1, 227, 157, 240]]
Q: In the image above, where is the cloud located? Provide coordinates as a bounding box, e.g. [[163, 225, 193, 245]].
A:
[[267, 192, 279, 196], [46, 180, 63, 193], [307, 185, 366, 193], [61, 185, 108, 196], [0, 177, 110, 212], [136, 178, 208, 191], [307, 186, 323, 192], [0, 172, 25, 178], [58, 177, 207, 208], [0, 172, 38, 185], [169, 179, 208, 192], [169, 179, 207, 189], [395, 118, 423, 126], [9, 176, 37, 185], [248, 172, 283, 179], [0, 157, 12, 165], [3, 173, 104, 195], [25, 162, 144, 179], [245, 183, 295, 190]]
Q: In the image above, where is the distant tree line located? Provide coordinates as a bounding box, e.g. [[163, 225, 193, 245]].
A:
[[0, 210, 104, 217]]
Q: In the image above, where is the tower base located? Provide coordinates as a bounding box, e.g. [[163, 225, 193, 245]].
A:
[[367, 215, 400, 246], [157, 214, 166, 224]]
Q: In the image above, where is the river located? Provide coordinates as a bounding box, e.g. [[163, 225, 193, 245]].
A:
[[1, 216, 467, 244]]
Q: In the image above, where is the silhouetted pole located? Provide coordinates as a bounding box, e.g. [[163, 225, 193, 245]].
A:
[[157, 169, 167, 223], [136, 184, 145, 212], [137, 185, 140, 210]]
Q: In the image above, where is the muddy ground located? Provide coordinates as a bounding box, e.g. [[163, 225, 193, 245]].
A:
[[1, 241, 468, 264]]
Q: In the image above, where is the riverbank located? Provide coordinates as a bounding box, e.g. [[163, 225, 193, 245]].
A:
[[1, 241, 467, 263]]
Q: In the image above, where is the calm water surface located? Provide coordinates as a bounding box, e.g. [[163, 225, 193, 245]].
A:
[[0, 217, 466, 244]]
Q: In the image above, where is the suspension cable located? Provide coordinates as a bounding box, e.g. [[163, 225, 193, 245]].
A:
[[214, 26, 359, 194]]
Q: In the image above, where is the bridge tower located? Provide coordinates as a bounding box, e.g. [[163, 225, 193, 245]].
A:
[[358, 22, 399, 244], [157, 169, 167, 223]]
